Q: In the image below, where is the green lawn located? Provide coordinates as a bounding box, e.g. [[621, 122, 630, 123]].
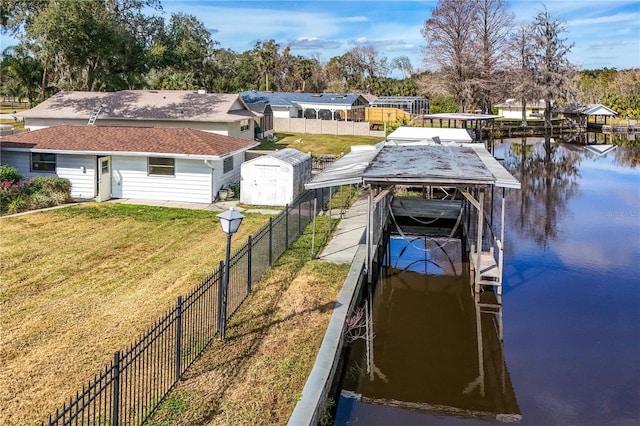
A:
[[1, 201, 349, 426], [0, 203, 270, 426], [256, 132, 384, 156]]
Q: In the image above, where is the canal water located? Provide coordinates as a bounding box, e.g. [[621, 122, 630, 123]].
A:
[[334, 135, 640, 425]]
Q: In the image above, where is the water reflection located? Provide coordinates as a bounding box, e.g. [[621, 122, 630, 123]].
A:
[[335, 237, 521, 424], [335, 133, 640, 425], [498, 135, 581, 247]]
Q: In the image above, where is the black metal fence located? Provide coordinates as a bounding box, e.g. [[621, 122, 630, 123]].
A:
[[312, 154, 335, 171], [44, 190, 327, 425]]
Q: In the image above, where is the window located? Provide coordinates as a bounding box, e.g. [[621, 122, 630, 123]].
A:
[[148, 157, 175, 176], [223, 157, 233, 174], [31, 153, 56, 172], [240, 119, 250, 132]]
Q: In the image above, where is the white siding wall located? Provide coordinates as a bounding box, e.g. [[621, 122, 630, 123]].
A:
[[214, 152, 243, 199], [1, 151, 31, 175], [0, 151, 96, 199], [240, 157, 293, 206], [271, 106, 297, 118], [111, 156, 214, 203], [500, 109, 523, 119], [57, 155, 96, 199]]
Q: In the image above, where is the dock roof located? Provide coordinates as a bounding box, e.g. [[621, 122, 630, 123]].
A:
[[305, 144, 520, 190]]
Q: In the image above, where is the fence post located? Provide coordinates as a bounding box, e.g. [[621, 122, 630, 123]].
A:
[[217, 260, 224, 337], [285, 204, 289, 249], [298, 199, 301, 234], [311, 196, 317, 259], [175, 296, 183, 382], [247, 235, 253, 294], [111, 351, 121, 426], [268, 218, 273, 266]]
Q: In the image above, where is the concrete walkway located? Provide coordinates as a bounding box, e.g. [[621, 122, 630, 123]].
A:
[[108, 198, 281, 215], [317, 193, 369, 263]]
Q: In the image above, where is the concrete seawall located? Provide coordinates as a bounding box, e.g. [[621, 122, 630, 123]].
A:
[[288, 245, 368, 425]]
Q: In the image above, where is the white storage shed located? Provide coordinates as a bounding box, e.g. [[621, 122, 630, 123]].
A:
[[240, 148, 312, 206]]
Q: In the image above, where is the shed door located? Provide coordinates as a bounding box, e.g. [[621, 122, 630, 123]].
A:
[[97, 156, 112, 201], [256, 165, 278, 204]]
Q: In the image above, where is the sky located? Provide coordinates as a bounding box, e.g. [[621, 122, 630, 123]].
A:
[[154, 0, 640, 75], [1, 0, 638, 76]]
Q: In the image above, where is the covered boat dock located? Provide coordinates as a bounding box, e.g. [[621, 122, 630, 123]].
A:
[[305, 142, 521, 296]]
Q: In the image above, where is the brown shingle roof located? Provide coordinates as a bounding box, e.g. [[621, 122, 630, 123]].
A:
[[17, 90, 256, 122], [0, 125, 258, 157]]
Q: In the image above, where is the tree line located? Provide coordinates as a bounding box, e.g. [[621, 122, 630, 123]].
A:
[[1, 0, 638, 119]]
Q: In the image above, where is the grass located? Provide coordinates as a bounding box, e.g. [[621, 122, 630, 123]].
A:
[[0, 202, 270, 426], [0, 107, 26, 129], [255, 132, 383, 156], [148, 215, 349, 425]]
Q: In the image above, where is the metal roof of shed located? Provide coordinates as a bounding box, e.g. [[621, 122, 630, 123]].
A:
[[260, 148, 310, 166], [305, 143, 520, 190]]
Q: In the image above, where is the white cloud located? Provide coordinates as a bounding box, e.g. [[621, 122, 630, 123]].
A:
[[568, 12, 638, 26]]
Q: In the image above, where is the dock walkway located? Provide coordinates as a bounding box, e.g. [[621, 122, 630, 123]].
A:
[[317, 193, 369, 263]]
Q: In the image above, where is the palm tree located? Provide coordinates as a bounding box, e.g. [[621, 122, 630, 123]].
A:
[[1, 45, 44, 107]]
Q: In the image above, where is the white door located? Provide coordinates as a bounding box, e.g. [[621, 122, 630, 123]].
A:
[[97, 156, 112, 201]]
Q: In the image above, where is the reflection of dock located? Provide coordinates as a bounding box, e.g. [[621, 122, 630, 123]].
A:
[[338, 265, 521, 423]]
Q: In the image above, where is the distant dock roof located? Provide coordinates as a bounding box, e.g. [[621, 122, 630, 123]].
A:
[[422, 113, 501, 121]]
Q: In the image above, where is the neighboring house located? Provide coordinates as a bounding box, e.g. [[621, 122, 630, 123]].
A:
[[494, 99, 547, 119], [15, 90, 258, 140], [558, 103, 618, 127], [0, 125, 259, 203], [239, 91, 369, 122], [245, 102, 274, 139]]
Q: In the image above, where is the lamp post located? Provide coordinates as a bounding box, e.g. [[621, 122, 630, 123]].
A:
[[386, 112, 391, 135], [217, 207, 244, 340]]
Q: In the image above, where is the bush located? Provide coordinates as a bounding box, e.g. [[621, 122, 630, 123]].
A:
[[0, 165, 22, 183], [1, 176, 71, 215], [28, 192, 55, 209], [6, 194, 29, 215], [31, 176, 71, 194], [1, 180, 31, 214]]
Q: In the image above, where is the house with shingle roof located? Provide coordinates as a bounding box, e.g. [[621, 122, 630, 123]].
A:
[[239, 91, 368, 121], [494, 99, 547, 120], [15, 90, 258, 140], [1, 125, 259, 203]]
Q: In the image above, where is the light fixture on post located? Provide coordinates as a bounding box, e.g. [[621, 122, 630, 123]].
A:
[[217, 207, 244, 340]]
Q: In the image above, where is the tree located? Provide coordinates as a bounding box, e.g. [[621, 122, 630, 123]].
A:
[[0, 44, 43, 105], [392, 56, 413, 80], [531, 6, 575, 127], [474, 0, 513, 114], [254, 40, 280, 91], [1, 0, 50, 35], [421, 0, 479, 112], [507, 24, 537, 126], [295, 57, 318, 92], [149, 13, 216, 90], [24, 0, 156, 91]]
